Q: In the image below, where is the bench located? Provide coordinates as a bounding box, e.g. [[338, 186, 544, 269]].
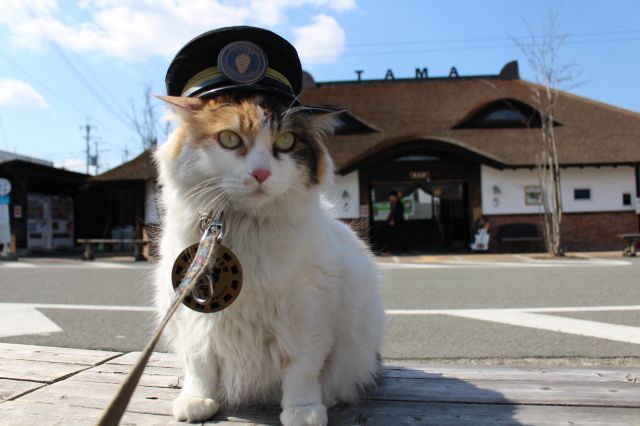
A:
[[496, 223, 542, 243], [619, 233, 640, 257], [76, 238, 149, 261], [2, 343, 639, 425]]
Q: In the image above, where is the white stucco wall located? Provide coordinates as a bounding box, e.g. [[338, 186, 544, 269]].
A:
[[324, 171, 360, 219], [481, 165, 636, 215]]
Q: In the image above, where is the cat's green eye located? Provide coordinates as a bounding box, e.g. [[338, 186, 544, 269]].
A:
[[274, 132, 296, 152], [218, 130, 242, 149]]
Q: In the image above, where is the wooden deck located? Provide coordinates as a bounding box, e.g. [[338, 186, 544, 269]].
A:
[[1, 343, 640, 425]]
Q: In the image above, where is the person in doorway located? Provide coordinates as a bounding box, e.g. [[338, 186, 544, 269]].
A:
[[387, 190, 408, 253], [470, 215, 491, 252]]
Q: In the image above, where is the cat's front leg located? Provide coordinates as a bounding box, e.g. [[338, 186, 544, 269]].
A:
[[279, 345, 330, 426], [173, 351, 221, 422]]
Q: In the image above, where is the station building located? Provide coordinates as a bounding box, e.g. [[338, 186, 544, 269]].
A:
[[299, 61, 640, 252], [88, 61, 640, 254]]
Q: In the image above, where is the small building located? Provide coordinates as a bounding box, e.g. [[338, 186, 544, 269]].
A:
[[0, 151, 88, 254], [300, 62, 640, 252], [86, 150, 159, 257]]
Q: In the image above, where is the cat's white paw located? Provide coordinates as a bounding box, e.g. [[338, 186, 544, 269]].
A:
[[280, 404, 328, 426], [172, 396, 220, 422]]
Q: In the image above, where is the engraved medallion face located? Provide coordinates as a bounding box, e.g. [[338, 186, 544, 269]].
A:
[[217, 41, 268, 84], [171, 243, 243, 313]]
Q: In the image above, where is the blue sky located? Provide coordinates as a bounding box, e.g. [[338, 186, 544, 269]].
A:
[[0, 0, 638, 174]]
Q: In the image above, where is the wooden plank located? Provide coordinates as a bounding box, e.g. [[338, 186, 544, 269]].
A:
[[0, 343, 121, 365], [72, 363, 183, 389], [371, 376, 640, 407], [107, 351, 178, 368], [0, 358, 97, 384], [0, 401, 188, 426], [18, 379, 177, 416], [110, 356, 640, 385], [327, 400, 640, 426], [385, 364, 640, 384], [0, 378, 46, 402], [7, 393, 640, 426], [16, 378, 281, 424]]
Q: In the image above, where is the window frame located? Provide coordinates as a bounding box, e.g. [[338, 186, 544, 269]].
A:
[[573, 188, 592, 201]]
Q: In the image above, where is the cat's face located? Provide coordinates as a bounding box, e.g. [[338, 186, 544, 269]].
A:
[[158, 94, 337, 215]]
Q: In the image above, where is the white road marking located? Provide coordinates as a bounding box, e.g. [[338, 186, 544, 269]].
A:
[[2, 301, 640, 345], [379, 258, 631, 269], [90, 262, 143, 269], [0, 304, 62, 338], [1, 258, 630, 270], [448, 310, 640, 345], [0, 303, 154, 312], [0, 261, 149, 269], [386, 305, 640, 345], [0, 262, 36, 268], [385, 305, 640, 315]]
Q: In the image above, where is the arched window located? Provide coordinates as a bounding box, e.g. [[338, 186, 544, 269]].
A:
[[454, 99, 557, 129]]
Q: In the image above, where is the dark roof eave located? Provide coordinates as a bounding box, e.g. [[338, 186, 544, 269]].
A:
[[506, 161, 640, 169], [337, 137, 508, 175]]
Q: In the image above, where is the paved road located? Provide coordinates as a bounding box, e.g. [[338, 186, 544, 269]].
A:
[[1, 256, 640, 363]]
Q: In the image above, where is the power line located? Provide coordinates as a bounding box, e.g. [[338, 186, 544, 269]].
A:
[[304, 35, 640, 60], [0, 52, 132, 143], [307, 29, 640, 51], [48, 41, 133, 129], [70, 50, 131, 120], [21, 0, 133, 131]]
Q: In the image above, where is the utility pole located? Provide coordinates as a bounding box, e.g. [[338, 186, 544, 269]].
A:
[[80, 116, 97, 175], [94, 136, 100, 175]]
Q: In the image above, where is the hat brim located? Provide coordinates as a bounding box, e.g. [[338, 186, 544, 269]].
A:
[[194, 84, 299, 103]]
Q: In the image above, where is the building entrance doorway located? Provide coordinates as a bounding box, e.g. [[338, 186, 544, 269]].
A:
[[369, 180, 470, 253]]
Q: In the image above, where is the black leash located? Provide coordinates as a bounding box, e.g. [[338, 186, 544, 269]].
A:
[[96, 215, 224, 426]]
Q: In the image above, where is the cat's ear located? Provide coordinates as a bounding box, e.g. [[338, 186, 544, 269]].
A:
[[288, 106, 345, 136], [155, 95, 205, 121]]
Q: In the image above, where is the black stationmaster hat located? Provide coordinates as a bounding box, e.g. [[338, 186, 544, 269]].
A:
[[165, 26, 302, 100]]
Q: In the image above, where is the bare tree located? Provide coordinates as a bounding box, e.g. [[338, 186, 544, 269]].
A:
[[130, 84, 171, 151], [513, 12, 580, 256]]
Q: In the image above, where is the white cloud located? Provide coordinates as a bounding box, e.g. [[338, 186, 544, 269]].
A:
[[292, 14, 346, 66], [0, 0, 355, 63], [0, 80, 49, 108]]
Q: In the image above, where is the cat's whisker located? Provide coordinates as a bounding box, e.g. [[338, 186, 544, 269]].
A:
[[184, 178, 225, 199]]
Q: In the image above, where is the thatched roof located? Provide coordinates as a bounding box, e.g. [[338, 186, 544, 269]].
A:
[[90, 150, 155, 182], [93, 71, 640, 181], [299, 76, 640, 173]]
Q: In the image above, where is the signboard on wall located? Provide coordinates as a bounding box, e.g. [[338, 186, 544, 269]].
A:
[[0, 179, 10, 245], [325, 171, 360, 219]]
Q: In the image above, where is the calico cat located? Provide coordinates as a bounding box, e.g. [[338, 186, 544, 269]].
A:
[[152, 92, 385, 426]]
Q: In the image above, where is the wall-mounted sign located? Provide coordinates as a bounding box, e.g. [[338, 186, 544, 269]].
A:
[[0, 178, 11, 196], [409, 171, 430, 180], [14, 205, 22, 219], [524, 186, 543, 206]]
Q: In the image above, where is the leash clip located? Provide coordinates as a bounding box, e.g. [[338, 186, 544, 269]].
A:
[[199, 211, 225, 243]]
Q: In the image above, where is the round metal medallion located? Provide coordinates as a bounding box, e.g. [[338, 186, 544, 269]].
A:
[[217, 41, 268, 84], [171, 243, 243, 313]]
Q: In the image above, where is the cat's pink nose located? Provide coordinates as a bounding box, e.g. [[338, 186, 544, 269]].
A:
[[250, 169, 271, 184]]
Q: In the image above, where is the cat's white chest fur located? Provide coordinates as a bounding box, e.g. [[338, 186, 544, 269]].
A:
[[152, 94, 384, 426]]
